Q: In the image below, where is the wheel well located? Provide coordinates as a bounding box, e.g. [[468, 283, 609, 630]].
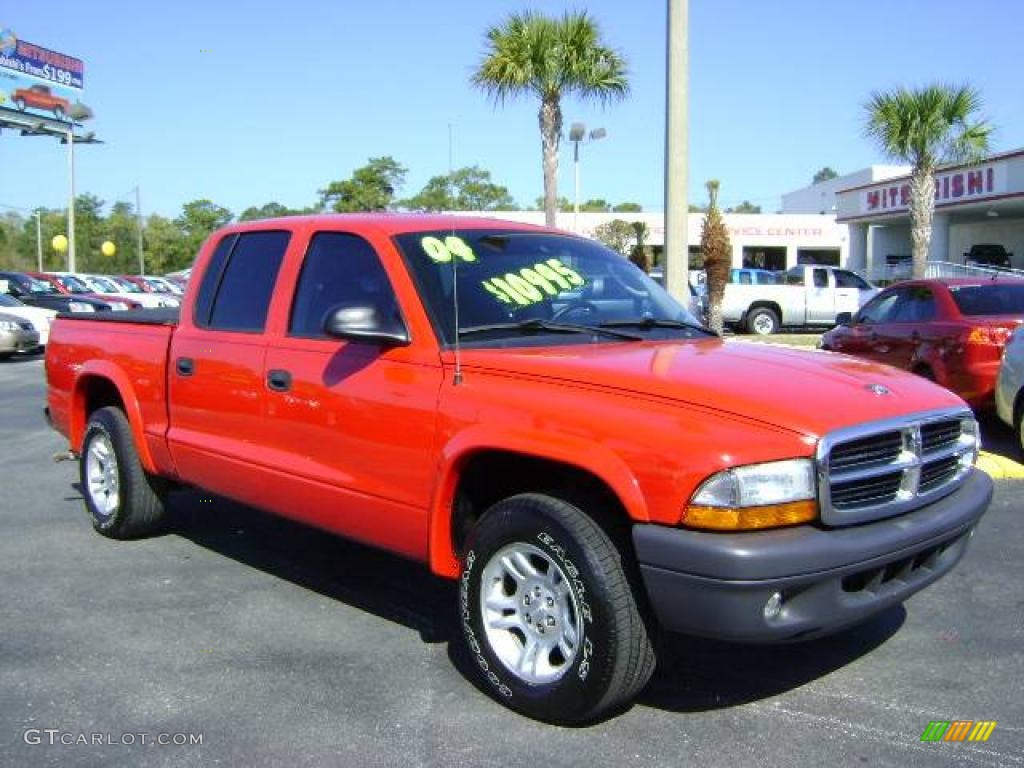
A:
[[1014, 387, 1024, 427], [450, 451, 631, 557], [81, 376, 125, 421], [748, 301, 781, 318]]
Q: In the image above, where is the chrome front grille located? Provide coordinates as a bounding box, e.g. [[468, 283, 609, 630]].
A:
[[818, 408, 978, 526]]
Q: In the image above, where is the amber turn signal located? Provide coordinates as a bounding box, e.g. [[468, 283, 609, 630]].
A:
[[682, 500, 818, 531]]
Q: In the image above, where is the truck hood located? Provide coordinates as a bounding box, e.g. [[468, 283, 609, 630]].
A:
[[457, 338, 967, 437]]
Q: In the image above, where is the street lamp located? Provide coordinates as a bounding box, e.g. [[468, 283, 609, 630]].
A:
[[569, 123, 606, 233]]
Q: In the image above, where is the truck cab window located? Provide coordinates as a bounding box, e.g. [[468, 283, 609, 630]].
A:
[[201, 231, 289, 332], [289, 232, 400, 338]]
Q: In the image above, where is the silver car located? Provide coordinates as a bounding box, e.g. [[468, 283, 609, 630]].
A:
[[995, 325, 1024, 454], [0, 311, 41, 359]]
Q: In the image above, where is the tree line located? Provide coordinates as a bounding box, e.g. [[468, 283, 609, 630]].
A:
[[0, 157, 647, 274]]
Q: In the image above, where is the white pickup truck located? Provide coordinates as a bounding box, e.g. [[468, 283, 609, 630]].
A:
[[723, 265, 878, 335]]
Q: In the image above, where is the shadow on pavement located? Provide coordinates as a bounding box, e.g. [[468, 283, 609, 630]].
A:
[[639, 607, 904, 713], [165, 487, 904, 719]]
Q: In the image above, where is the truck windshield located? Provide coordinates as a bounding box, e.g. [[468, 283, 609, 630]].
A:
[[394, 229, 700, 345]]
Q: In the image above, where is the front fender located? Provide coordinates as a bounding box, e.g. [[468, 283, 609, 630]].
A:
[[426, 424, 648, 578]]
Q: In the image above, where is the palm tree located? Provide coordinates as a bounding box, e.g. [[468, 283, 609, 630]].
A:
[[472, 11, 628, 227], [700, 180, 732, 334], [864, 84, 992, 278]]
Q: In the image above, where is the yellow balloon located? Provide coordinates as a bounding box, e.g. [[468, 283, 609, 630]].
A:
[[52, 234, 68, 253], [101, 241, 117, 257]]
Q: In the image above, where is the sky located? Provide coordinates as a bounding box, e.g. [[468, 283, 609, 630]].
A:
[[2, 0, 1023, 221]]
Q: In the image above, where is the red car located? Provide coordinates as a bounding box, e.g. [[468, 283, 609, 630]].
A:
[[821, 278, 1024, 409], [12, 84, 70, 120]]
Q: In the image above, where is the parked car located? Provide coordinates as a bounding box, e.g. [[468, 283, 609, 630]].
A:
[[46, 214, 991, 724], [28, 273, 138, 311], [820, 278, 1024, 409], [722, 264, 878, 335], [0, 293, 55, 347], [964, 244, 1013, 271], [0, 271, 111, 314], [12, 83, 71, 119], [79, 274, 179, 308], [0, 311, 40, 359], [995, 326, 1024, 454], [119, 274, 184, 297]]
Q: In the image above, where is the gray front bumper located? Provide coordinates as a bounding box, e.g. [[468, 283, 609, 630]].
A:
[[633, 469, 992, 642]]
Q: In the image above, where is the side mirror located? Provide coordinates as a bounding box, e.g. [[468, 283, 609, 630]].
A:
[[323, 303, 410, 347], [835, 312, 853, 326]]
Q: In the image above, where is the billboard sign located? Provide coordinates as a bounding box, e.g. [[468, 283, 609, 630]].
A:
[[0, 26, 84, 122]]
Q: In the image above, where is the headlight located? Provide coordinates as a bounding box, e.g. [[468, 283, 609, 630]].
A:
[[684, 458, 818, 530], [68, 301, 96, 313], [0, 320, 18, 331]]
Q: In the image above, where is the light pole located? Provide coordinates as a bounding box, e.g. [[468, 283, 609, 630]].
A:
[[569, 123, 606, 233], [34, 209, 43, 271], [67, 126, 76, 272]]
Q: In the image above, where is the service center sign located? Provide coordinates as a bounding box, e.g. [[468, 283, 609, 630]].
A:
[[0, 26, 83, 122]]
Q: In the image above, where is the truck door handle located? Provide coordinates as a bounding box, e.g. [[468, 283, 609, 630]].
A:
[[267, 369, 292, 392], [176, 357, 194, 376]]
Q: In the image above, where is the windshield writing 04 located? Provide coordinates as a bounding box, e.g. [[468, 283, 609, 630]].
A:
[[394, 229, 700, 346]]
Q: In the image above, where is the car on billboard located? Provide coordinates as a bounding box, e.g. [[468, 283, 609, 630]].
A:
[[12, 84, 70, 120]]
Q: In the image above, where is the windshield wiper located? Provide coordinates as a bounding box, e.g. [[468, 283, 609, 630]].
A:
[[600, 317, 713, 335], [458, 319, 643, 341]]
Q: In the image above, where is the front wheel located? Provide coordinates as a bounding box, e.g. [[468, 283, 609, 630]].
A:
[[459, 494, 655, 724], [80, 406, 167, 539], [746, 307, 779, 335]]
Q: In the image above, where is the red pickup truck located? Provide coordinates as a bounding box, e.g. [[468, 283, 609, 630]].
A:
[[45, 215, 992, 723]]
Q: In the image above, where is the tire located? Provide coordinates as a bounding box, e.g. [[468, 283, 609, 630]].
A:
[[746, 307, 779, 335], [14, 97, 25, 111], [54, 105, 65, 121], [1015, 400, 1024, 458], [459, 493, 656, 724], [0, 352, 12, 361], [80, 406, 167, 539]]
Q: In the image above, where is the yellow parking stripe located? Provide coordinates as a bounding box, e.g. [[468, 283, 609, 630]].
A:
[[976, 451, 1024, 479]]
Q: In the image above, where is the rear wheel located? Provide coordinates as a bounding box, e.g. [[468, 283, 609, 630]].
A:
[[746, 307, 779, 335], [459, 493, 656, 724], [80, 406, 167, 538]]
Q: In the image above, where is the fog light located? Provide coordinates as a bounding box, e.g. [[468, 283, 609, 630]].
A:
[[764, 592, 784, 620]]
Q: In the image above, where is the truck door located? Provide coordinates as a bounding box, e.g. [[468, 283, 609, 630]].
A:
[[167, 230, 290, 509], [259, 230, 444, 561], [805, 267, 835, 324]]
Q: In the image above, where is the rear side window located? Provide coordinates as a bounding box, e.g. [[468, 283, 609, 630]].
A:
[[812, 269, 828, 288], [950, 283, 1024, 316], [834, 270, 871, 290], [197, 231, 289, 332], [289, 232, 399, 338]]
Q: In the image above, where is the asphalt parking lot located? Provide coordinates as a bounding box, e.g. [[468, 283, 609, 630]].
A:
[[1, 354, 1022, 768]]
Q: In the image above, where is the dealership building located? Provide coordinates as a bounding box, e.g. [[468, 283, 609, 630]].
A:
[[459, 210, 848, 272], [459, 147, 1024, 280], [832, 148, 1024, 279]]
